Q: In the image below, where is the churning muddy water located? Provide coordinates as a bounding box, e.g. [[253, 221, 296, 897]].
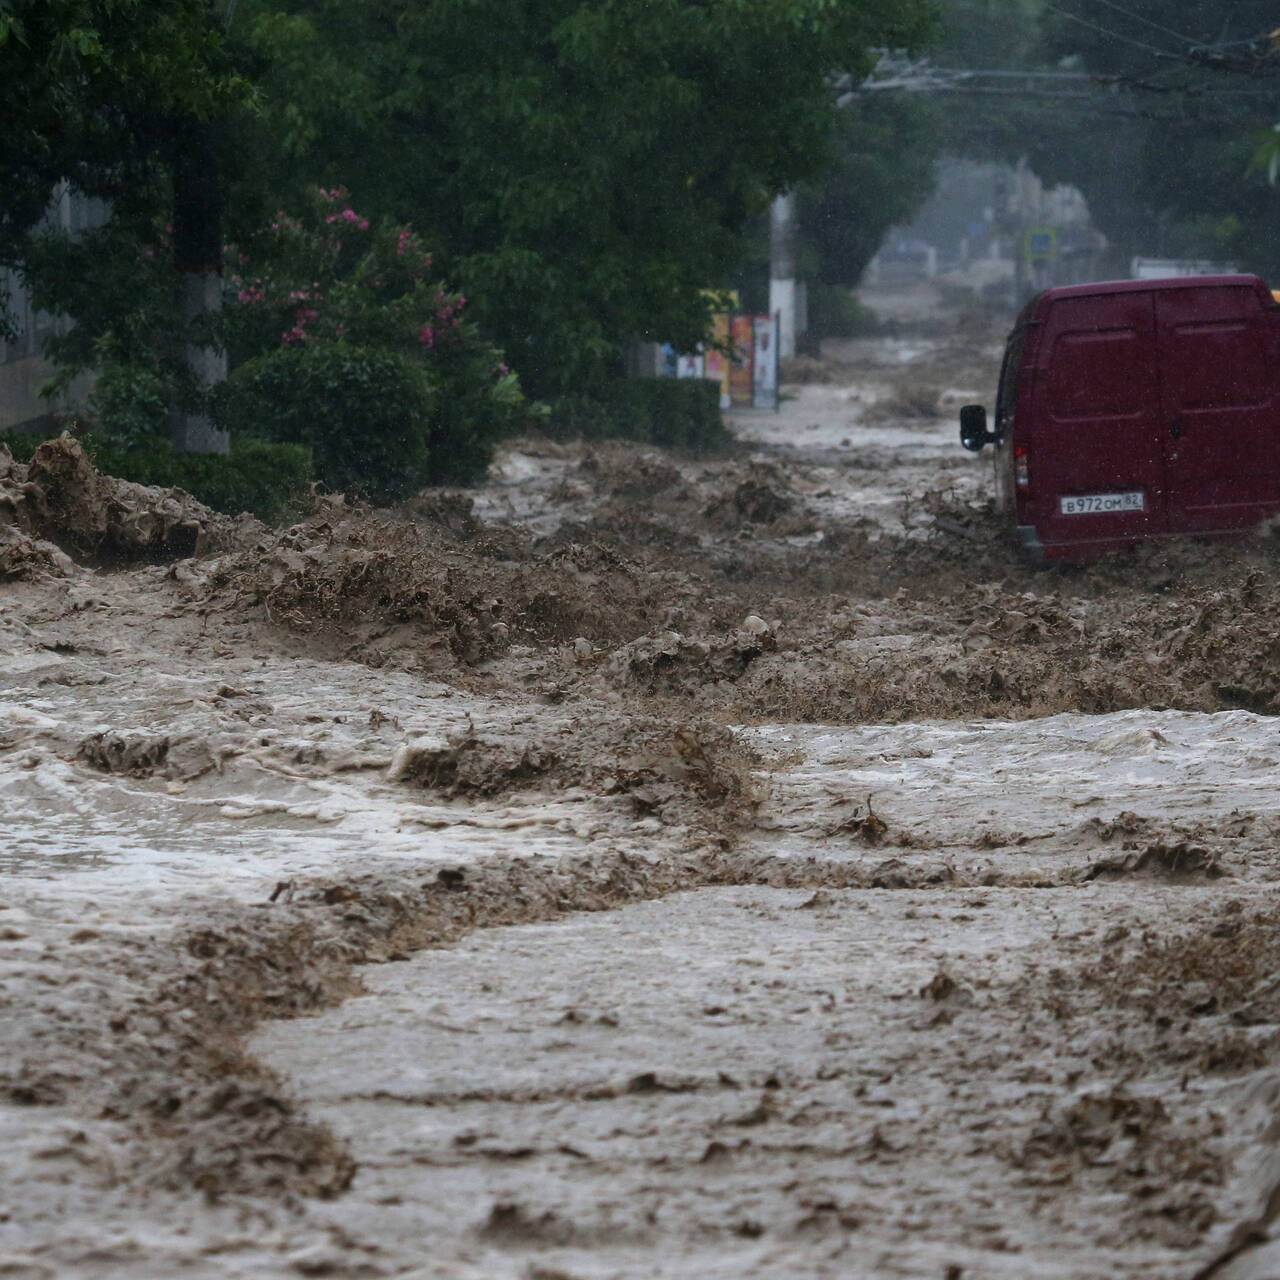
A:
[[9, 289, 1280, 1276]]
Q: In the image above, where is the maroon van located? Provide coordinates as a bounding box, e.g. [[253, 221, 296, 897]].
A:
[[959, 274, 1280, 562]]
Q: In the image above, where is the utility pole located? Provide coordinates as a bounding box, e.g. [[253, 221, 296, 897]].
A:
[[170, 120, 229, 455], [769, 192, 798, 360]]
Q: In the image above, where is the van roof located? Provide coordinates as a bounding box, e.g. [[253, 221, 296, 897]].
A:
[[1017, 273, 1272, 327]]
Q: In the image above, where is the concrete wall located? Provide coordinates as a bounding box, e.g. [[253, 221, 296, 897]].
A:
[[1, 188, 108, 433]]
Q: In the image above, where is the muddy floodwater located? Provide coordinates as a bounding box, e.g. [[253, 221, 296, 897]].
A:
[[8, 285, 1280, 1277]]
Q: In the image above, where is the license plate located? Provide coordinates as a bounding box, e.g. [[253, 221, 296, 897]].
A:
[[1059, 491, 1144, 516]]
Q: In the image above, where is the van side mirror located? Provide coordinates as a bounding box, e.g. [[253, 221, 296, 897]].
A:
[[959, 404, 993, 452]]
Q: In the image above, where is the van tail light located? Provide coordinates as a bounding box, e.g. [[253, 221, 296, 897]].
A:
[[1014, 444, 1030, 491]]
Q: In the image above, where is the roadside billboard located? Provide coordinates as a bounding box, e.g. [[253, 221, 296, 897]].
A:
[[729, 315, 754, 408], [705, 314, 731, 408], [666, 307, 779, 411], [676, 351, 705, 379], [752, 314, 778, 410]]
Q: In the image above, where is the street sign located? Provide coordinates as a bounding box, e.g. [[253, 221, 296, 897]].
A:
[[1025, 228, 1058, 263]]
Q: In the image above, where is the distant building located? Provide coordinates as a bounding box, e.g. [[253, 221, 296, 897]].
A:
[[867, 158, 1106, 307], [1130, 257, 1238, 280], [1, 187, 108, 433]]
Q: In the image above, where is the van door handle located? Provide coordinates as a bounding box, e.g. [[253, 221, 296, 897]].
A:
[[1171, 418, 1182, 440]]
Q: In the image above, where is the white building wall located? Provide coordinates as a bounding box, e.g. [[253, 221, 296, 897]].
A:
[[0, 187, 108, 433]]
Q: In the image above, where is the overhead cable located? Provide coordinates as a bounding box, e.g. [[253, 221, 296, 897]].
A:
[[1087, 0, 1199, 46], [1040, 2, 1176, 56]]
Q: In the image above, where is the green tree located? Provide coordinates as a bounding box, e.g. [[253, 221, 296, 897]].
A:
[[1013, 1, 1279, 276], [0, 0, 242, 251], [231, 0, 937, 395], [0, 0, 250, 449], [799, 93, 942, 288]]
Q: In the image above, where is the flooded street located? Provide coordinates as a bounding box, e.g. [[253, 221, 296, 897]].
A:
[[7, 287, 1280, 1276]]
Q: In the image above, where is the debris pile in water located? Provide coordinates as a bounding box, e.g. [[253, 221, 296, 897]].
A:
[[0, 435, 244, 575]]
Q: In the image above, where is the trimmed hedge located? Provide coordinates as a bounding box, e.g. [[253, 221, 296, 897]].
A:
[[87, 436, 315, 522], [216, 344, 433, 502], [546, 377, 728, 452], [0, 431, 312, 523]]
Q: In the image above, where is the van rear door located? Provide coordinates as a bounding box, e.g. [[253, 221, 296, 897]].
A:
[[1154, 283, 1280, 533], [1028, 292, 1166, 550]]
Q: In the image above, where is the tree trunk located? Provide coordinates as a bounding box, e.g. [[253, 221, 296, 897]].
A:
[[170, 121, 228, 455]]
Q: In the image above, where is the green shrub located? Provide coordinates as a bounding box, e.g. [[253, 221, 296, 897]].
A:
[[221, 190, 535, 490], [216, 344, 431, 502], [87, 435, 314, 523], [547, 378, 728, 452], [88, 356, 171, 445], [0, 430, 41, 462], [424, 340, 533, 485]]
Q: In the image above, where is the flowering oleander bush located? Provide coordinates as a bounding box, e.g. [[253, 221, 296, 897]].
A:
[[218, 188, 534, 493]]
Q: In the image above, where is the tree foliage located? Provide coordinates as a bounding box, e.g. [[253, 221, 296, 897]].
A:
[[230, 0, 936, 394], [928, 0, 1280, 280], [799, 93, 942, 288], [218, 188, 533, 489], [1033, 1, 1280, 274], [0, 0, 244, 254], [2, 0, 939, 474]]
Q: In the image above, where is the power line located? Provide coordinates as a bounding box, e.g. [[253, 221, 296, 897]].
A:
[[934, 83, 1275, 104], [1088, 0, 1200, 47], [929, 67, 1098, 80], [1040, 2, 1175, 57], [857, 57, 1280, 100], [1192, 31, 1279, 52]]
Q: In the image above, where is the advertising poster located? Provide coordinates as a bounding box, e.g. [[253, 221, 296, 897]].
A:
[[705, 314, 731, 408], [752, 314, 778, 410], [729, 314, 754, 408], [676, 350, 705, 379]]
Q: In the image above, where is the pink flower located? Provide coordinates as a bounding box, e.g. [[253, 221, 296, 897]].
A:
[[417, 325, 435, 349], [358, 219, 369, 231]]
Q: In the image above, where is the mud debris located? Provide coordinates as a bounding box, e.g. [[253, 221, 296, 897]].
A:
[[1084, 842, 1225, 883], [75, 729, 172, 777], [386, 731, 557, 797], [607, 622, 775, 693], [2, 435, 243, 563], [9, 293, 1280, 1277]]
